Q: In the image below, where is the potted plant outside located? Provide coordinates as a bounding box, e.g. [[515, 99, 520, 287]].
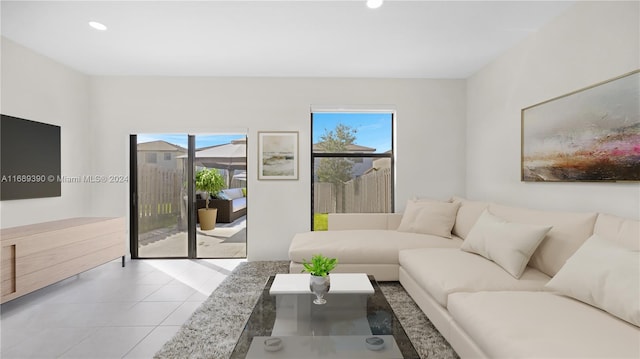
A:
[[302, 254, 338, 304], [195, 168, 225, 230]]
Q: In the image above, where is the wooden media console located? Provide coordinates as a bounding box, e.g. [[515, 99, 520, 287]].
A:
[[1, 217, 126, 303]]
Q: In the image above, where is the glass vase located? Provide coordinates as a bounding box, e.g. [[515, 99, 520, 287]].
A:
[[309, 274, 330, 305]]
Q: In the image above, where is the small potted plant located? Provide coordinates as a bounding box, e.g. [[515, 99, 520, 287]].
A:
[[302, 254, 338, 304], [195, 168, 225, 230]]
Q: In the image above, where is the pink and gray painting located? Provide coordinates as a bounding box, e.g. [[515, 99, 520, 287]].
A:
[[522, 72, 639, 181]]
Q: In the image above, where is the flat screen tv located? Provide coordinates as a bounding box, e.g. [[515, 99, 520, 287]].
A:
[[1, 114, 61, 200]]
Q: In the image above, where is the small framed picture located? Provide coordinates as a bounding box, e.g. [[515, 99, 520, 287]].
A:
[[258, 131, 299, 180]]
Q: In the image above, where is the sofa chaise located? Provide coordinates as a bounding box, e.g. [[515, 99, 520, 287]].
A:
[[288, 196, 640, 358]]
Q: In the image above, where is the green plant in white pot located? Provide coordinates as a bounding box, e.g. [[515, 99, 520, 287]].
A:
[[195, 168, 225, 230], [302, 254, 338, 305]]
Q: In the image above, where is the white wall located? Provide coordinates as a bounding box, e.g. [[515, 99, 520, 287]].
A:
[[4, 1, 637, 260], [0, 38, 92, 228], [466, 1, 640, 219], [89, 77, 467, 260]]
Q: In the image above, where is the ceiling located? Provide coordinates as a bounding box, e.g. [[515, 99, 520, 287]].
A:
[[1, 1, 575, 78]]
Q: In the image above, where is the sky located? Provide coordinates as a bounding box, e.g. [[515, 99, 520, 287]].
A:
[[136, 112, 393, 152], [137, 133, 246, 149], [312, 112, 393, 153]]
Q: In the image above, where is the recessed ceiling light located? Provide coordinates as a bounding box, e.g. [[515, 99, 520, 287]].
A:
[[367, 0, 383, 9], [89, 21, 107, 31]]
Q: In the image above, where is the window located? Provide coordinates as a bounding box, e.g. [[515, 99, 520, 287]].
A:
[[145, 152, 157, 163], [164, 152, 172, 161], [311, 111, 394, 230]]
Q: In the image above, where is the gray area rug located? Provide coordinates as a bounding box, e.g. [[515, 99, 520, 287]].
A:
[[155, 261, 458, 359]]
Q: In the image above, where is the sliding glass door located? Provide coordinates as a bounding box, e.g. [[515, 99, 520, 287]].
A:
[[193, 134, 247, 258], [130, 133, 247, 259]]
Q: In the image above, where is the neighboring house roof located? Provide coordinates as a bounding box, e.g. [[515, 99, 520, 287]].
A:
[[364, 158, 391, 175], [137, 140, 187, 152], [313, 142, 376, 153]]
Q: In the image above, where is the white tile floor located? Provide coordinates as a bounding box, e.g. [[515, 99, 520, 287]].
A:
[[0, 258, 245, 358]]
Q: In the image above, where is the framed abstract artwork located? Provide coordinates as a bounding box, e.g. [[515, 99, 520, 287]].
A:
[[521, 70, 639, 182], [258, 131, 299, 180]]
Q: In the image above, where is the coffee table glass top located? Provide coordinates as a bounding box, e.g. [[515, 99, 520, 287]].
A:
[[230, 275, 419, 359]]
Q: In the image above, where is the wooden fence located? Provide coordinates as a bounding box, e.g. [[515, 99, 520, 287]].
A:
[[314, 182, 337, 213], [314, 167, 391, 214], [138, 164, 185, 233]]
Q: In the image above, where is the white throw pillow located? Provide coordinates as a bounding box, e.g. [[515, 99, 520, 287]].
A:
[[461, 210, 551, 279], [397, 199, 460, 238], [546, 234, 640, 327]]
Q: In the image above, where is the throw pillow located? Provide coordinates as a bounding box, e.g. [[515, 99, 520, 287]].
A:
[[451, 196, 489, 240], [461, 210, 551, 279], [545, 234, 640, 327], [222, 188, 244, 200], [397, 199, 460, 238], [242, 187, 247, 197], [216, 192, 229, 200]]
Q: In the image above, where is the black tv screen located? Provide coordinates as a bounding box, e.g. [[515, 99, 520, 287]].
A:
[[1, 115, 61, 200]]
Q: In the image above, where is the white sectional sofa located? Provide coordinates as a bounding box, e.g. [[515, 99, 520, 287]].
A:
[[288, 197, 640, 358]]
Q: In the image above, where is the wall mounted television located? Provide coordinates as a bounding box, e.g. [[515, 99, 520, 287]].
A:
[[1, 114, 61, 200]]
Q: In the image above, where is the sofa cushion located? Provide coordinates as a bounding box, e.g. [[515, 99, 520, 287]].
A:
[[546, 234, 640, 327], [488, 203, 597, 277], [328, 213, 403, 230], [289, 230, 462, 265], [399, 248, 549, 307], [221, 188, 244, 200], [397, 200, 460, 238], [594, 213, 640, 250], [451, 196, 489, 239], [448, 291, 640, 359], [232, 197, 246, 212], [461, 210, 551, 278]]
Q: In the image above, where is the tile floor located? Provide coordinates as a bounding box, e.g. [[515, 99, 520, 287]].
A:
[[0, 258, 245, 358]]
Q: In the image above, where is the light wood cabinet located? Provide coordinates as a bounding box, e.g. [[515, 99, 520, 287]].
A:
[[1, 217, 126, 303]]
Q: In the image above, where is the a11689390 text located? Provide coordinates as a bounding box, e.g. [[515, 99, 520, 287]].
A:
[[1, 175, 129, 184]]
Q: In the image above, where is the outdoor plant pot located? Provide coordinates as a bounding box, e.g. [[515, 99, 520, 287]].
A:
[[309, 274, 330, 305], [198, 208, 218, 230], [195, 168, 225, 230]]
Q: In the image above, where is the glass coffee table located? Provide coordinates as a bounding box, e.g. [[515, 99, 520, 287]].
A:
[[230, 274, 419, 358]]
